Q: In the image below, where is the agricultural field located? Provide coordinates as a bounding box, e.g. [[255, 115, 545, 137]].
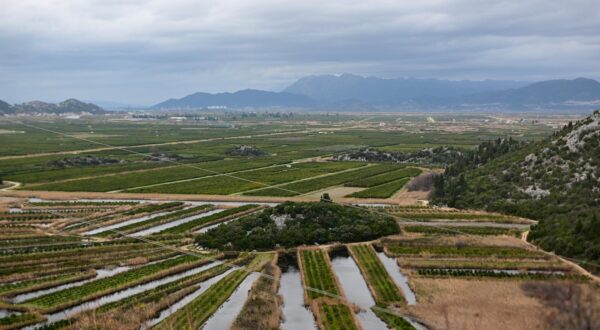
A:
[[0, 195, 596, 330], [0, 113, 557, 200], [348, 244, 405, 305], [0, 113, 597, 330]]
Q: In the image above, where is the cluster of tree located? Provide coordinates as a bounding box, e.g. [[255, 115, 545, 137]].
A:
[[225, 145, 266, 157], [333, 146, 464, 166], [431, 137, 528, 204], [195, 202, 399, 250], [46, 156, 125, 168], [430, 111, 600, 270]]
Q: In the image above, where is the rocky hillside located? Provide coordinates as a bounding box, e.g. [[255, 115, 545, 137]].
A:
[[0, 100, 14, 114], [0, 99, 105, 115], [432, 110, 600, 269]]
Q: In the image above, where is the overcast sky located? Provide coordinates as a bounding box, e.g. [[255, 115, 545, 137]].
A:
[[1, 0, 599, 105]]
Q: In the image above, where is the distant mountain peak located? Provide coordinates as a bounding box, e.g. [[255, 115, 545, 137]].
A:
[[5, 99, 105, 115], [153, 89, 314, 109], [283, 74, 532, 105]]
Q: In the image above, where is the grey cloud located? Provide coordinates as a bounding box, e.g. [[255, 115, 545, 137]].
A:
[[0, 0, 599, 104]]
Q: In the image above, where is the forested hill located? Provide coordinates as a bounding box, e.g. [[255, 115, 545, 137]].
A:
[[431, 110, 600, 270]]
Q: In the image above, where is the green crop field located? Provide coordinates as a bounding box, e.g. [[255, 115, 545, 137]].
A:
[[349, 244, 405, 304], [0, 113, 585, 329], [345, 167, 421, 187], [245, 164, 402, 197], [318, 302, 359, 330], [128, 161, 361, 195], [348, 177, 411, 198], [298, 249, 341, 300]]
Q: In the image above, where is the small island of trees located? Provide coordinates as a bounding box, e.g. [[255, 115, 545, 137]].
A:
[[195, 202, 399, 250]]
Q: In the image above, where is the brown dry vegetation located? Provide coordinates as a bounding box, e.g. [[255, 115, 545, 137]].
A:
[[408, 278, 546, 330], [521, 282, 600, 329], [383, 233, 532, 249], [231, 254, 281, 330]]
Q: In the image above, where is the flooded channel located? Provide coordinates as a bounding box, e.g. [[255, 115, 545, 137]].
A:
[[131, 209, 225, 236], [13, 266, 131, 304], [329, 247, 388, 330], [142, 267, 237, 328], [201, 271, 260, 329], [0, 309, 20, 318], [195, 215, 239, 234], [83, 211, 172, 235], [376, 251, 417, 305], [25, 261, 222, 329], [278, 253, 317, 330]]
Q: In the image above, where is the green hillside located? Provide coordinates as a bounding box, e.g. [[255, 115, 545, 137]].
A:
[[432, 110, 600, 270]]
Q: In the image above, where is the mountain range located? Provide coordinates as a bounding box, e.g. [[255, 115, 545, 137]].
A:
[[153, 75, 600, 111], [0, 99, 106, 115], [154, 89, 314, 109]]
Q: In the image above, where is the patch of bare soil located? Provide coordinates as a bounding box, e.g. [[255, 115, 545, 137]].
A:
[[304, 186, 364, 199], [390, 188, 431, 204], [408, 278, 546, 330], [0, 196, 23, 211]]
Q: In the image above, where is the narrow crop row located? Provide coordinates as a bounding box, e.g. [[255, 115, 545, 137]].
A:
[[159, 204, 258, 235], [349, 245, 405, 304], [24, 255, 205, 311], [298, 249, 340, 300], [416, 268, 580, 280], [154, 269, 249, 329], [386, 245, 543, 258], [317, 301, 359, 330], [403, 225, 522, 236], [122, 202, 184, 216], [95, 204, 213, 237], [371, 307, 416, 330]]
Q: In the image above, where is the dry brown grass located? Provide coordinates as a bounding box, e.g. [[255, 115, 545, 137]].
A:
[[231, 254, 281, 330], [384, 234, 531, 249], [408, 278, 546, 330]]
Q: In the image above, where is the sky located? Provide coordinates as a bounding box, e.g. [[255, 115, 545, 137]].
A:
[[1, 0, 599, 105]]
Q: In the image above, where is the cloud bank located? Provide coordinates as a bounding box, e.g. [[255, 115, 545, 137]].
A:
[[1, 0, 599, 104]]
